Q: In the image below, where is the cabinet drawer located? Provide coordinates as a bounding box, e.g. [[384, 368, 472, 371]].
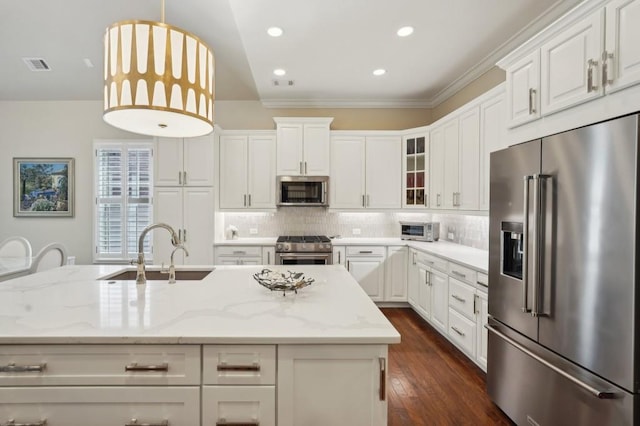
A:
[[476, 272, 488, 288], [415, 251, 448, 272], [0, 386, 200, 426], [448, 278, 476, 320], [203, 385, 275, 426], [203, 345, 276, 385], [448, 309, 476, 356], [448, 262, 477, 285], [0, 345, 201, 386], [345, 246, 386, 257], [216, 246, 263, 257]]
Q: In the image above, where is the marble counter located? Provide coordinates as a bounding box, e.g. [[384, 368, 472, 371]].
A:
[[0, 265, 400, 345], [0, 256, 32, 282]]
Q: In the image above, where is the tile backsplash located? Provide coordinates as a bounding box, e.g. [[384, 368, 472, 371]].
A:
[[219, 210, 488, 250]]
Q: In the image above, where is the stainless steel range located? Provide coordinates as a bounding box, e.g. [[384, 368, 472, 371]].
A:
[[275, 236, 332, 265]]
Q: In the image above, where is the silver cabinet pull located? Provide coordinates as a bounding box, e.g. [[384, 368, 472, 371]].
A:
[[379, 357, 386, 401], [232, 251, 246, 255], [178, 229, 182, 243], [0, 363, 46, 373], [2, 420, 47, 426], [178, 171, 182, 185], [474, 295, 478, 314], [602, 51, 614, 86], [346, 260, 350, 271], [528, 88, 536, 115], [248, 194, 251, 207], [183, 171, 187, 185], [338, 251, 341, 264], [362, 194, 366, 207], [587, 59, 598, 92], [125, 420, 169, 426], [216, 421, 259, 426], [426, 271, 431, 287], [451, 294, 466, 303], [451, 326, 465, 337], [299, 161, 303, 174], [243, 194, 247, 207], [217, 363, 260, 372], [125, 362, 169, 372], [436, 193, 441, 207], [183, 229, 187, 243], [451, 270, 466, 279], [359, 250, 373, 254], [522, 175, 533, 313], [486, 324, 616, 399], [267, 251, 271, 264], [424, 193, 428, 207], [412, 252, 416, 265], [304, 161, 308, 175]]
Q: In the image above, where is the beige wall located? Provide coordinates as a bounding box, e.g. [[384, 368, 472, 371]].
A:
[[431, 66, 506, 122], [214, 101, 432, 130]]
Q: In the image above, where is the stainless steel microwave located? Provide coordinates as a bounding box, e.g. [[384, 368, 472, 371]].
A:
[[277, 176, 329, 207], [400, 221, 440, 241]]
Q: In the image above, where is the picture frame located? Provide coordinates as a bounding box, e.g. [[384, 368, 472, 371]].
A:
[[13, 158, 75, 217]]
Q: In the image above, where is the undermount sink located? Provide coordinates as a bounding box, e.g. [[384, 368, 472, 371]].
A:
[[99, 268, 214, 282]]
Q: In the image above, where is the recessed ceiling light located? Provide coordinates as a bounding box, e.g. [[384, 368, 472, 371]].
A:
[[373, 69, 386, 76], [267, 27, 284, 37], [273, 68, 286, 76], [397, 26, 414, 37]]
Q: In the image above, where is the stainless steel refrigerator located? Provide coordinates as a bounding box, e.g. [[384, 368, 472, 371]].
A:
[[488, 113, 639, 425]]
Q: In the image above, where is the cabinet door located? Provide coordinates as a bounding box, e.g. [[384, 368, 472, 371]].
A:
[[418, 265, 431, 318], [183, 134, 214, 186], [276, 124, 304, 175], [183, 187, 214, 265], [430, 269, 448, 333], [407, 251, 420, 307], [403, 134, 428, 208], [366, 136, 402, 208], [278, 345, 387, 426], [479, 94, 507, 210], [458, 108, 480, 210], [430, 126, 445, 208], [506, 50, 540, 127], [384, 247, 407, 302], [347, 257, 385, 301], [540, 10, 604, 115], [219, 135, 248, 209], [442, 119, 460, 209], [303, 123, 331, 175], [605, 0, 640, 93], [262, 246, 275, 265], [333, 246, 346, 266], [330, 137, 366, 209], [153, 187, 183, 264], [203, 386, 275, 426], [155, 137, 183, 186], [248, 134, 276, 208], [476, 290, 489, 371]]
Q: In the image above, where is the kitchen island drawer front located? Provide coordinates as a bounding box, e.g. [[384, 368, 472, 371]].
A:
[[216, 246, 263, 257], [448, 262, 477, 285], [448, 309, 476, 356], [0, 345, 201, 386], [476, 271, 488, 287], [203, 385, 276, 426], [448, 278, 476, 320], [0, 386, 200, 425], [345, 246, 386, 257], [203, 345, 276, 385], [415, 251, 448, 272]]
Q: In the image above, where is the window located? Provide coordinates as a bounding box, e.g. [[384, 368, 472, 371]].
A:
[[94, 140, 153, 262]]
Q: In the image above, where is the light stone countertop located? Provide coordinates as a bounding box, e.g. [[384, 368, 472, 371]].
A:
[[0, 264, 400, 345], [214, 237, 278, 245]]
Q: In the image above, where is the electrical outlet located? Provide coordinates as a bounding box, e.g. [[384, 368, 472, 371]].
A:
[[448, 231, 455, 240], [352, 228, 361, 235], [67, 256, 76, 265], [249, 228, 258, 235]]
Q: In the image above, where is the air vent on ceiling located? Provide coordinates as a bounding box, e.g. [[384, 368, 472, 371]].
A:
[[272, 79, 295, 87], [22, 57, 51, 72]]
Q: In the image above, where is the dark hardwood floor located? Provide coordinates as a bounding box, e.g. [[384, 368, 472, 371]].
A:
[[381, 308, 513, 426]]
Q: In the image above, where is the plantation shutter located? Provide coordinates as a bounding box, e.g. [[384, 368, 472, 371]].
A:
[[95, 142, 153, 261]]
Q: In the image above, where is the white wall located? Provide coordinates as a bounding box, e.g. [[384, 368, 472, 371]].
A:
[[0, 101, 148, 264]]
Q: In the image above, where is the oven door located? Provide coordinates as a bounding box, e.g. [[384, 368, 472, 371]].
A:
[[276, 252, 332, 265]]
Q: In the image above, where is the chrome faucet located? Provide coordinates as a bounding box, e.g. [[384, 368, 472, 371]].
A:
[[135, 223, 180, 285], [168, 245, 189, 284]]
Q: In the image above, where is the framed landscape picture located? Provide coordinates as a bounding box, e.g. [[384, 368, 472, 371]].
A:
[[13, 158, 75, 217]]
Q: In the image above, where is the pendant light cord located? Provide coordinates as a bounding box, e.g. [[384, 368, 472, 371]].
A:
[[161, 0, 165, 23]]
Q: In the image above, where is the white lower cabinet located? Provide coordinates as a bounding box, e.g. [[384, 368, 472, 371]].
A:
[[277, 344, 388, 426], [333, 246, 346, 266], [384, 246, 407, 302], [202, 386, 275, 426], [214, 246, 263, 265], [346, 246, 386, 301], [448, 308, 476, 356], [476, 289, 489, 370], [407, 249, 420, 306], [0, 387, 200, 426]]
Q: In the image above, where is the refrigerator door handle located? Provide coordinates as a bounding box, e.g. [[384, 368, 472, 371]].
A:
[[532, 174, 551, 317], [522, 175, 533, 313], [485, 323, 616, 399]]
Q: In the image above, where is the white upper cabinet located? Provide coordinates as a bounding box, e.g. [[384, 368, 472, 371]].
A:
[[506, 50, 540, 128], [402, 132, 429, 208], [429, 125, 445, 209], [540, 10, 605, 115], [605, 0, 640, 93], [274, 118, 333, 176], [442, 118, 460, 210], [479, 92, 507, 210], [330, 136, 366, 209], [219, 135, 248, 209], [458, 107, 480, 210], [365, 136, 402, 209], [155, 135, 214, 187]]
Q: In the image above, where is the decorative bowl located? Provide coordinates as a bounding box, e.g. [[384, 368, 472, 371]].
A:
[[253, 268, 314, 295]]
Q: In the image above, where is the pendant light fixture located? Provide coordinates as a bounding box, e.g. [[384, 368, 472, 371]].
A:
[[103, 0, 214, 138]]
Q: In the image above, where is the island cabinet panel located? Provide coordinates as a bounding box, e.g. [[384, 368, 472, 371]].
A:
[[202, 386, 276, 426], [277, 345, 388, 426], [0, 386, 200, 426], [203, 345, 276, 385], [0, 345, 201, 386]]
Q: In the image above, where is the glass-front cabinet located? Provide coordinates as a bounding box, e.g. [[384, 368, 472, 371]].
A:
[[403, 132, 429, 208]]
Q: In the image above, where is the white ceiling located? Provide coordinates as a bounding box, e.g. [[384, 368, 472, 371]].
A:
[[0, 0, 582, 108]]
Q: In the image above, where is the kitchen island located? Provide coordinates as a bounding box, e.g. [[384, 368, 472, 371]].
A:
[[0, 264, 399, 426]]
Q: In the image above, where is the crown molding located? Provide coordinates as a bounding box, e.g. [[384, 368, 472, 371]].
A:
[[262, 98, 433, 109]]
